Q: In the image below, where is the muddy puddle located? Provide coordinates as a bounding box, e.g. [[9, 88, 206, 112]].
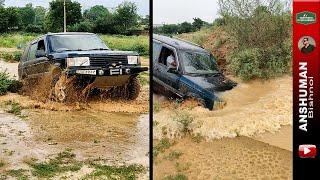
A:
[[0, 106, 149, 176], [153, 76, 292, 140]]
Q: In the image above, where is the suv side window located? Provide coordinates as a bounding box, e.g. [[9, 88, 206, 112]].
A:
[[158, 46, 177, 67], [21, 45, 30, 62], [37, 39, 45, 51], [27, 43, 37, 61], [153, 41, 162, 62]]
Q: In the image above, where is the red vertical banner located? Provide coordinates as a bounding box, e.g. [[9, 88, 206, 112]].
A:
[[293, 0, 320, 178]]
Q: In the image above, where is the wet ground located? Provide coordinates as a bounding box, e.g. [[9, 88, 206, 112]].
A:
[[153, 76, 292, 179], [0, 59, 150, 179]]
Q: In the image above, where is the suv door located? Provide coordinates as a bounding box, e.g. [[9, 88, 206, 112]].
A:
[[18, 44, 31, 80], [153, 40, 181, 95], [25, 38, 50, 77]]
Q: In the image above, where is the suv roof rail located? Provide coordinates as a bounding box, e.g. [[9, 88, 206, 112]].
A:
[[173, 37, 204, 49]]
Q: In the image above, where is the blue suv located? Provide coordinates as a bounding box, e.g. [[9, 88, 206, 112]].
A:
[[153, 34, 237, 110]]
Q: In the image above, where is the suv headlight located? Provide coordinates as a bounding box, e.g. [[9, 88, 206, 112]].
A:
[[127, 56, 139, 65], [67, 57, 90, 67]]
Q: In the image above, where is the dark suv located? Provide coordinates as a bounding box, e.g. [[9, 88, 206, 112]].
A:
[[18, 32, 148, 101], [153, 34, 236, 110]]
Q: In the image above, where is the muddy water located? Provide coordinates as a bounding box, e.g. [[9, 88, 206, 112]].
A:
[[154, 76, 292, 140]]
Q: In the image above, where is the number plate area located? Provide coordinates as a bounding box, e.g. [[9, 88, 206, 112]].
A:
[[76, 70, 97, 75]]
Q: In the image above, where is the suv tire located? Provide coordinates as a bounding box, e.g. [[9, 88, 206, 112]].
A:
[[126, 76, 140, 100]]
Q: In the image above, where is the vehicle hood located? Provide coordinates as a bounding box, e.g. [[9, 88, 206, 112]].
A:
[[183, 74, 237, 92], [50, 50, 138, 59]]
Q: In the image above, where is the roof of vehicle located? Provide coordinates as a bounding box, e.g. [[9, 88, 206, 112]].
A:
[[29, 32, 97, 44], [46, 32, 95, 36], [153, 34, 207, 52]]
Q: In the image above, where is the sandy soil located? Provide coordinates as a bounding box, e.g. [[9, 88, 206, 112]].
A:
[[0, 60, 18, 79], [154, 137, 291, 180], [153, 76, 292, 179]]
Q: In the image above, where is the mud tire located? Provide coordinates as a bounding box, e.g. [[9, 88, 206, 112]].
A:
[[126, 76, 140, 100]]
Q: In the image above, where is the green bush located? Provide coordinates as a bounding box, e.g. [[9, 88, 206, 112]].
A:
[[0, 71, 13, 95], [68, 21, 94, 32], [0, 51, 22, 62], [219, 1, 292, 80], [25, 24, 43, 33], [228, 45, 291, 80]]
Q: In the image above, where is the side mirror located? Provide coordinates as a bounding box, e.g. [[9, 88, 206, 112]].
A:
[[36, 50, 46, 58]]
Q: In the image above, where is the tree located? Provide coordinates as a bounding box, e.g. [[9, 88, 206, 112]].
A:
[[0, 7, 8, 32], [6, 7, 19, 30], [45, 0, 82, 32], [34, 6, 46, 26], [83, 5, 109, 22], [192, 17, 205, 30], [18, 3, 35, 28], [178, 22, 195, 33], [113, 1, 139, 34]]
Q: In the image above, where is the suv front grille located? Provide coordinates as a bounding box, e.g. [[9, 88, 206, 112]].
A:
[[90, 55, 128, 67]]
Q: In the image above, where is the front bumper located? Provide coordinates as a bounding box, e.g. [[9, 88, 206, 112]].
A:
[[66, 66, 148, 76]]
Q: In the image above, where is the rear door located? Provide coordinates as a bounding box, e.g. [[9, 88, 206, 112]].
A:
[[24, 42, 38, 76], [18, 44, 31, 79], [24, 38, 50, 77]]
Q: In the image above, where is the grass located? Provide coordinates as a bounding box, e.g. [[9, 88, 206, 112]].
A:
[[163, 173, 188, 180], [84, 164, 145, 179], [27, 149, 83, 178], [0, 160, 5, 168], [0, 71, 14, 96], [5, 100, 22, 116], [172, 111, 194, 135], [176, 27, 212, 46], [22, 149, 145, 179], [164, 150, 183, 161], [138, 71, 149, 86], [0, 33, 149, 56], [7, 169, 28, 180], [153, 138, 173, 157], [191, 133, 204, 143], [0, 51, 22, 62], [100, 34, 149, 56], [0, 33, 38, 49], [153, 101, 161, 113]]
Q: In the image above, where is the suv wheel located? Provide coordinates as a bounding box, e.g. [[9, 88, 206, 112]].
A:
[[126, 76, 140, 100]]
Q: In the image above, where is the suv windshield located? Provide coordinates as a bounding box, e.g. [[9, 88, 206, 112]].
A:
[[181, 51, 219, 74], [48, 34, 108, 52]]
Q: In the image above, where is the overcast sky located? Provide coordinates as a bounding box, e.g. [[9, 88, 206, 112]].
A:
[[154, 0, 219, 24], [4, 0, 149, 16]]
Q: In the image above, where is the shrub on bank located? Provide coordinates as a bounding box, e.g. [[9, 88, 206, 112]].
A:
[[0, 51, 22, 62], [228, 42, 291, 80], [0, 72, 13, 95]]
